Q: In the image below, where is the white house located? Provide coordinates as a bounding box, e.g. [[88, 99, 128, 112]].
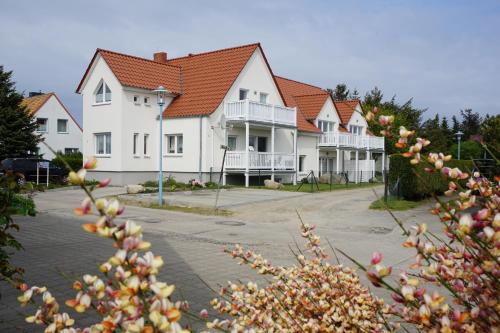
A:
[[77, 43, 384, 186], [22, 92, 83, 159]]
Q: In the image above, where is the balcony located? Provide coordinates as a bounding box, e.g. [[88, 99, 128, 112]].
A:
[[225, 100, 296, 127], [319, 132, 385, 150], [225, 151, 295, 170]]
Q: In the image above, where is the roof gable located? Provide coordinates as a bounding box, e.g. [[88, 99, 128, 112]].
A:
[[333, 100, 361, 124], [164, 43, 261, 118], [76, 49, 182, 94], [292, 93, 329, 120]]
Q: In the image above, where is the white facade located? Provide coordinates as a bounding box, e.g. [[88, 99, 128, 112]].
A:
[[34, 95, 82, 159]]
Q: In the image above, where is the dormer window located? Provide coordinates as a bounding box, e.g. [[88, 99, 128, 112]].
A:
[[95, 81, 112, 104]]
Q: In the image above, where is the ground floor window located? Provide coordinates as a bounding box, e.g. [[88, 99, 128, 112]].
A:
[[95, 132, 111, 155], [64, 148, 79, 154], [133, 133, 139, 155], [144, 134, 149, 155], [165, 134, 183, 154], [299, 155, 305, 172]]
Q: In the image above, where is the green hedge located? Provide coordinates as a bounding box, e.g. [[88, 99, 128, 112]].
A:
[[389, 155, 474, 200], [51, 152, 83, 172]]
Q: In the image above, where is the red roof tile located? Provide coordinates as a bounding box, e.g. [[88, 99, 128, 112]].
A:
[[164, 43, 261, 118], [77, 49, 182, 94], [292, 93, 329, 120], [333, 100, 361, 124], [297, 109, 321, 133], [274, 76, 325, 107]]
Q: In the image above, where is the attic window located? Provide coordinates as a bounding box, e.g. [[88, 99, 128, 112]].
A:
[[239, 89, 248, 101], [95, 81, 112, 104]]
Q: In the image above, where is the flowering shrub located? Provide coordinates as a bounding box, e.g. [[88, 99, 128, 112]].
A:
[[361, 107, 500, 332], [207, 223, 390, 332], [190, 179, 205, 189], [17, 158, 189, 333]]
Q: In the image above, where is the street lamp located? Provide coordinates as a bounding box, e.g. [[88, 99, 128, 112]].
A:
[[455, 131, 464, 160], [154, 86, 168, 206]]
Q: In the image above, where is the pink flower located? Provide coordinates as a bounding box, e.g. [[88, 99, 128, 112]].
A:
[[371, 252, 382, 265]]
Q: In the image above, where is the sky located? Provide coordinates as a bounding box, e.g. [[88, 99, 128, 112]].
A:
[[1, 0, 499, 126]]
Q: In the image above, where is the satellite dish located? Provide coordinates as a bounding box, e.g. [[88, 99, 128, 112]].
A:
[[219, 114, 226, 129]]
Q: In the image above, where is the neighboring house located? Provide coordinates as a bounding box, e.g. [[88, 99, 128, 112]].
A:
[[77, 43, 384, 186], [275, 77, 385, 183], [22, 92, 83, 159]]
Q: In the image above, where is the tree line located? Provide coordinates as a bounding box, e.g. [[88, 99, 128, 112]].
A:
[[329, 84, 500, 158]]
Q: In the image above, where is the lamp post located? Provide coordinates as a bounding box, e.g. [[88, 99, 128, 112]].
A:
[[455, 131, 464, 160], [154, 86, 167, 206]]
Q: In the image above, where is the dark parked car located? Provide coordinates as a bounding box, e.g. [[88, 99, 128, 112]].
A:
[[0, 158, 67, 185]]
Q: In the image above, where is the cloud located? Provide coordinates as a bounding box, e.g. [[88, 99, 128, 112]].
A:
[[1, 0, 499, 125]]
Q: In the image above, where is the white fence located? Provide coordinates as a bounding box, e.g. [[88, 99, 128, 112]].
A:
[[225, 100, 296, 127], [319, 132, 384, 150], [225, 151, 295, 170], [343, 159, 376, 182]]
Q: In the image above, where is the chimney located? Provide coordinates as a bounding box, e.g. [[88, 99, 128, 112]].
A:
[[153, 52, 167, 63]]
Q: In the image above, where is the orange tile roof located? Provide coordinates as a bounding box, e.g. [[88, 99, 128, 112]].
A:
[[274, 76, 325, 107], [292, 93, 329, 120], [164, 43, 261, 118], [21, 93, 52, 115], [297, 109, 321, 133], [333, 100, 361, 124], [22, 92, 83, 131]]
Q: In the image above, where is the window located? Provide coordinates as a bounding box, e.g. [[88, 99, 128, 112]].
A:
[[143, 134, 149, 155], [299, 155, 305, 172], [349, 125, 363, 135], [57, 119, 68, 133], [228, 136, 237, 151], [133, 133, 139, 155], [166, 134, 183, 154], [259, 92, 268, 104], [239, 89, 248, 100], [64, 148, 79, 154], [95, 81, 112, 103], [37, 118, 48, 132], [318, 120, 335, 133], [133, 95, 140, 104], [144, 97, 150, 105], [95, 133, 111, 155]]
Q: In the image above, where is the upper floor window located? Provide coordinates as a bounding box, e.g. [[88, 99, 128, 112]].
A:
[[144, 97, 150, 106], [239, 89, 248, 101], [133, 133, 139, 155], [228, 136, 237, 151], [259, 92, 268, 104], [133, 95, 140, 104], [165, 134, 183, 154], [37, 118, 48, 132], [95, 81, 112, 104], [95, 132, 111, 155], [57, 119, 68, 133], [318, 120, 335, 133], [349, 125, 363, 135]]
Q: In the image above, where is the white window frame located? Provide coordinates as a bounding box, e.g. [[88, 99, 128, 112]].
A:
[[133, 133, 139, 156], [143, 134, 149, 156], [57, 119, 68, 134], [36, 118, 48, 133], [318, 120, 335, 133], [349, 125, 363, 135], [94, 132, 111, 156], [227, 136, 237, 151], [259, 92, 268, 104], [94, 80, 112, 104], [239, 89, 249, 101], [133, 95, 141, 105], [165, 134, 183, 155]]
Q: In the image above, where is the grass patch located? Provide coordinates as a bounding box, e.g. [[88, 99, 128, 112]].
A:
[[119, 198, 232, 216], [275, 182, 382, 193], [369, 197, 426, 211]]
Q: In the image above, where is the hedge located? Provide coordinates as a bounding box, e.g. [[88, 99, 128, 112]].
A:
[[51, 152, 83, 172], [389, 155, 474, 200]]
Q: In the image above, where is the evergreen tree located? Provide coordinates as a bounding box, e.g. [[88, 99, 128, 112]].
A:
[[451, 115, 461, 135], [460, 108, 482, 140], [422, 114, 448, 153], [440, 116, 452, 150], [349, 88, 360, 100], [328, 84, 350, 101], [363, 87, 383, 106], [480, 114, 500, 155], [0, 66, 40, 161]]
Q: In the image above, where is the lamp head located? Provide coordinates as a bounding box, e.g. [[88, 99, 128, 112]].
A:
[[153, 86, 168, 105]]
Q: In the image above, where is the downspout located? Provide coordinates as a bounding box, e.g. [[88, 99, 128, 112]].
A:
[[199, 116, 203, 180]]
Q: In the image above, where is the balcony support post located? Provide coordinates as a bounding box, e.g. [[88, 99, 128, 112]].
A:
[[366, 150, 371, 181], [355, 150, 359, 184], [336, 148, 340, 174], [382, 152, 386, 180], [293, 128, 297, 185], [245, 121, 250, 187], [271, 125, 275, 181]]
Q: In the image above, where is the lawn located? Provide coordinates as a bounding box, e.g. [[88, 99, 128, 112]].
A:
[[369, 197, 428, 211]]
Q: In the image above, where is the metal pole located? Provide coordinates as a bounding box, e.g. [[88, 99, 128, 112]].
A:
[[215, 146, 228, 209], [457, 136, 461, 160], [36, 161, 39, 185], [46, 162, 49, 187], [158, 102, 164, 206]]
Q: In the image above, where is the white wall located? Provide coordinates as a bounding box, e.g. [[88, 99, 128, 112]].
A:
[[297, 134, 318, 177], [347, 104, 368, 135], [35, 95, 82, 159], [315, 97, 341, 131]]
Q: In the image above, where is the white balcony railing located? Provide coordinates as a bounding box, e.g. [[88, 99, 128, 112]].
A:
[[225, 100, 296, 127], [225, 151, 295, 170], [319, 132, 385, 150]]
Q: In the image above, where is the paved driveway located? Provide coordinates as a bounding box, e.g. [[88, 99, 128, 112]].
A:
[[0, 185, 438, 331]]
